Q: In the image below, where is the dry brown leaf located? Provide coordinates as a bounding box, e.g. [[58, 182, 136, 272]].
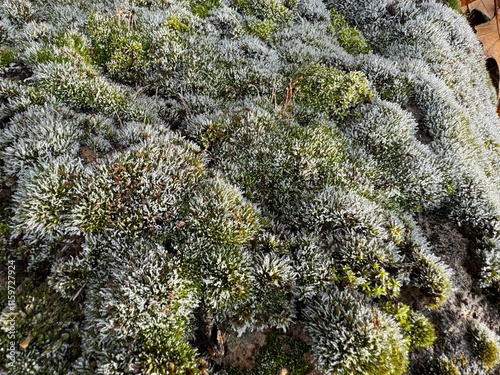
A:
[[462, 0, 496, 19], [463, 0, 500, 111], [467, 0, 500, 61], [475, 15, 500, 61]]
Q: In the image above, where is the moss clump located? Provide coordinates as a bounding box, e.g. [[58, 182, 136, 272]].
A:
[[53, 31, 92, 65], [247, 19, 277, 39], [107, 39, 148, 83], [409, 311, 437, 348], [72, 140, 204, 235], [411, 250, 452, 308], [84, 11, 155, 84], [185, 176, 259, 246], [468, 320, 500, 370], [446, 0, 462, 12], [12, 158, 81, 238], [84, 11, 130, 68], [417, 355, 460, 375], [236, 0, 292, 38], [227, 333, 310, 375], [34, 61, 159, 122], [304, 288, 408, 375], [381, 302, 436, 349], [190, 0, 221, 17], [165, 16, 191, 32], [295, 64, 373, 119], [0, 47, 16, 68], [0, 279, 83, 373], [81, 238, 201, 374], [236, 0, 293, 24], [329, 9, 369, 54]]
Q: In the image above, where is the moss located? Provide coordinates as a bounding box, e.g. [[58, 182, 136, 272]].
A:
[[0, 221, 11, 244], [166, 16, 191, 32], [247, 19, 276, 39], [227, 333, 310, 375], [0, 279, 83, 371], [239, 252, 296, 331], [190, 0, 221, 17], [83, 11, 154, 85], [411, 251, 452, 308], [34, 61, 159, 122], [468, 320, 500, 370], [3, 0, 500, 373], [107, 39, 147, 83], [409, 311, 436, 348], [417, 355, 460, 375], [35, 62, 126, 114], [53, 31, 92, 64], [446, 0, 461, 12], [236, 0, 293, 24], [13, 158, 80, 237], [329, 9, 369, 54], [381, 302, 436, 349], [283, 0, 298, 9], [73, 140, 204, 234], [304, 289, 409, 375], [80, 238, 201, 374], [186, 176, 260, 246], [130, 0, 172, 7], [0, 47, 16, 68], [337, 27, 370, 54], [295, 64, 373, 119], [28, 37, 91, 67], [84, 11, 129, 67]]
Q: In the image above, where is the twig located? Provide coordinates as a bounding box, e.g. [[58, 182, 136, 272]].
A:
[[72, 282, 87, 301]]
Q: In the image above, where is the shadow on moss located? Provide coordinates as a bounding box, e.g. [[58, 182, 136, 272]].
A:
[[225, 333, 311, 375]]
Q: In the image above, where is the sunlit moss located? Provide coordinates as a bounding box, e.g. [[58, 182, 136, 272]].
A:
[[3, 0, 500, 373], [329, 9, 369, 54], [295, 64, 373, 119], [468, 320, 500, 370]]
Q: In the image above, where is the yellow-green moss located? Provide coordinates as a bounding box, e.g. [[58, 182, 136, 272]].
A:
[[295, 64, 373, 118], [190, 0, 221, 17], [236, 0, 293, 24], [165, 16, 191, 32], [0, 47, 16, 68], [247, 19, 276, 39], [446, 0, 461, 12], [381, 302, 435, 349], [469, 321, 500, 370], [329, 9, 369, 54]]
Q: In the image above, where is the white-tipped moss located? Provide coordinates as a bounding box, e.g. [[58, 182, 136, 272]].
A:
[[80, 237, 200, 374], [468, 320, 500, 371], [410, 248, 452, 308], [3, 0, 500, 372], [303, 287, 408, 375]]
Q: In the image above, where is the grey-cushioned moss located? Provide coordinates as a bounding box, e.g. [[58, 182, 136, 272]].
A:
[[2, 0, 500, 374]]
